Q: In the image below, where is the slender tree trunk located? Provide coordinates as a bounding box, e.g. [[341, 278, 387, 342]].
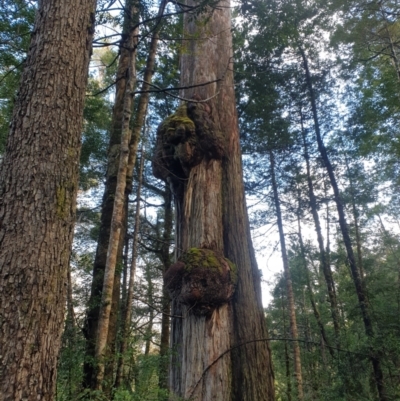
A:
[[342, 152, 366, 280], [0, 0, 95, 398], [94, 4, 139, 388], [324, 180, 331, 274], [82, 0, 139, 389], [126, 0, 168, 192], [67, 264, 76, 336], [102, 1, 159, 381], [144, 290, 154, 356], [269, 151, 304, 401], [158, 186, 173, 397], [299, 111, 340, 338], [121, 229, 131, 317], [103, 246, 124, 396], [153, 0, 275, 399], [299, 45, 387, 401], [296, 193, 334, 358], [281, 292, 292, 401], [115, 143, 145, 388]]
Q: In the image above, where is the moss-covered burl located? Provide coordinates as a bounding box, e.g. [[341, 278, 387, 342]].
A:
[[152, 102, 225, 187], [164, 248, 237, 316]]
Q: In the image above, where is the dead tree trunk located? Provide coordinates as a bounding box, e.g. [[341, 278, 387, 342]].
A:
[[0, 0, 95, 398], [153, 1, 275, 399]]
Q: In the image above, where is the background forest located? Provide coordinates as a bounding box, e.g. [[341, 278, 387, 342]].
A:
[[1, 0, 400, 400]]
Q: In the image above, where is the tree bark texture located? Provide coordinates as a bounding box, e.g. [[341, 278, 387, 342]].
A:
[[0, 0, 95, 399], [153, 1, 275, 400], [299, 45, 387, 401], [269, 151, 304, 401]]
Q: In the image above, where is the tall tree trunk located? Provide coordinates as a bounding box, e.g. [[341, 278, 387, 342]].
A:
[[269, 151, 304, 401], [324, 180, 331, 274], [296, 192, 334, 358], [94, 3, 139, 388], [103, 243, 124, 396], [0, 0, 95, 398], [299, 111, 340, 338], [115, 143, 145, 388], [153, 0, 275, 399], [144, 284, 154, 356], [342, 151, 366, 280], [281, 292, 292, 401], [299, 44, 387, 401], [126, 0, 167, 193], [82, 0, 139, 390], [158, 186, 173, 397]]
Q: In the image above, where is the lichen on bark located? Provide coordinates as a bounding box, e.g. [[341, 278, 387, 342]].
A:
[[164, 248, 236, 316]]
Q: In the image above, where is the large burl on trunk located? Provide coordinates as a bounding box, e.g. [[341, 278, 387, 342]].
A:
[[152, 1, 275, 400]]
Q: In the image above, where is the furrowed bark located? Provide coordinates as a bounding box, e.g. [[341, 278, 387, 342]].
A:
[[0, 0, 96, 398]]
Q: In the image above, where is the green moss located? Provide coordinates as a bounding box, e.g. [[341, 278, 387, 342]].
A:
[[182, 248, 221, 272], [227, 260, 238, 285], [160, 104, 195, 133], [181, 247, 236, 281], [67, 147, 75, 158], [56, 185, 67, 219], [56, 183, 74, 219]]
